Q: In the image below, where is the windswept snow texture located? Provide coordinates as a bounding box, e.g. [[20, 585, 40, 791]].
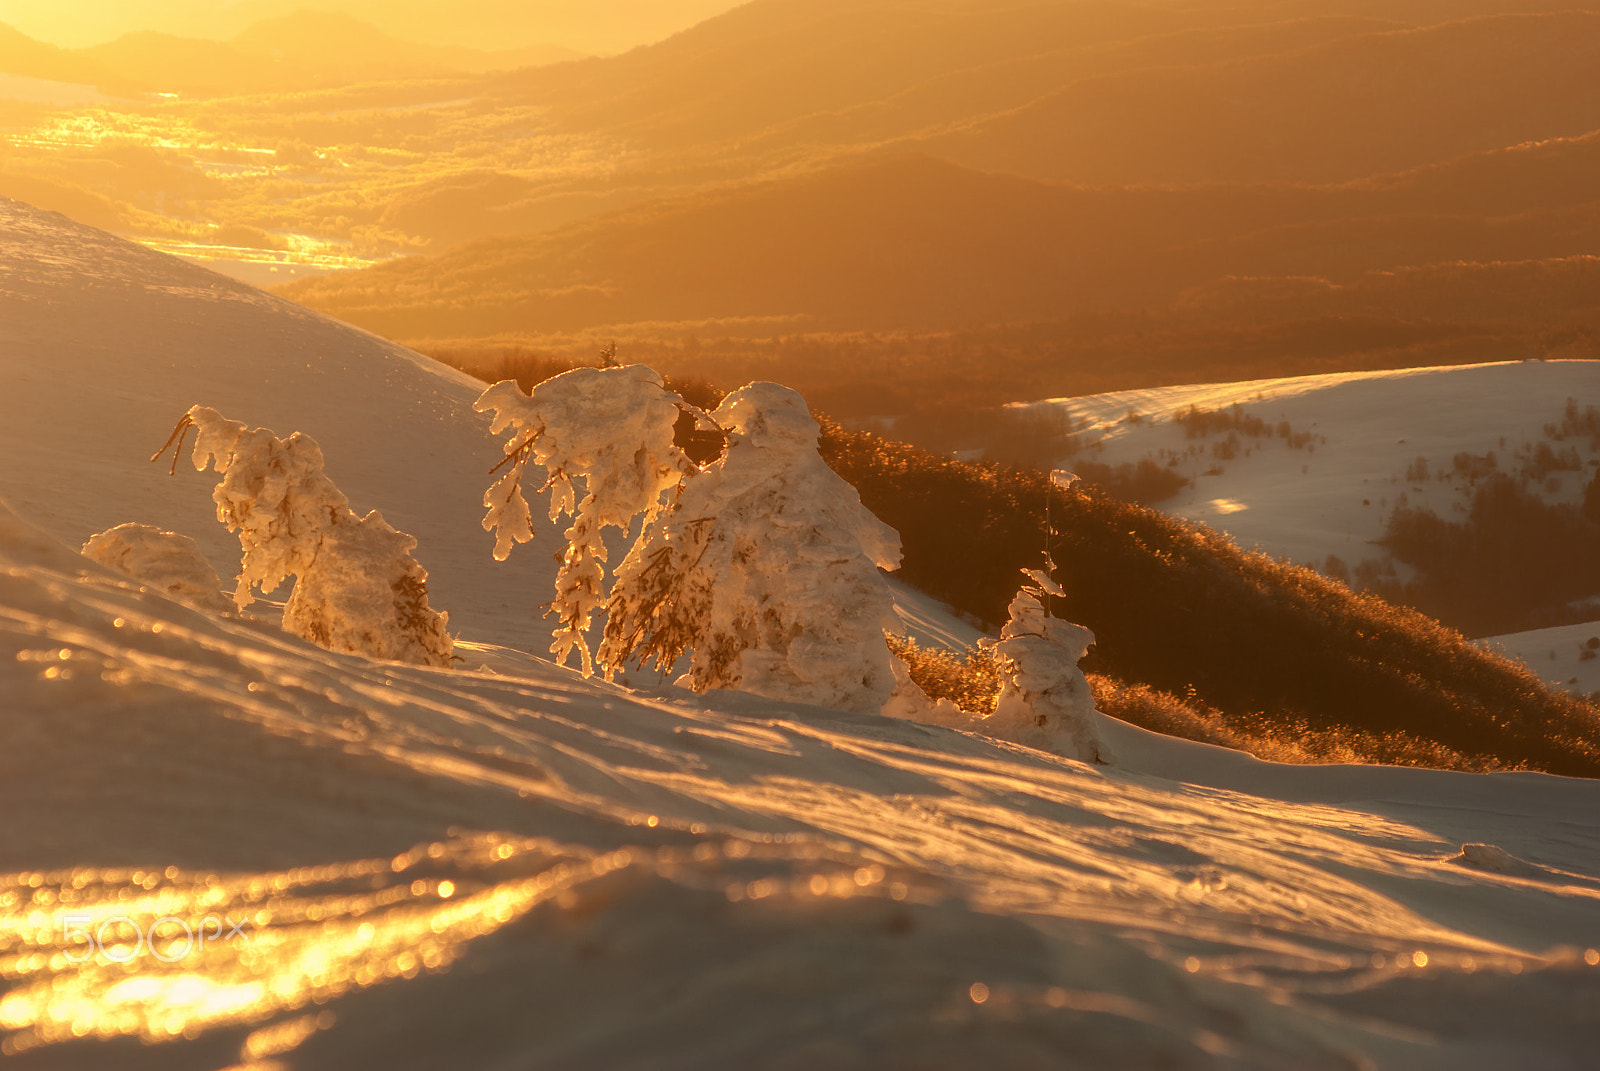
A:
[[5, 500, 1600, 1069], [1020, 360, 1600, 575]]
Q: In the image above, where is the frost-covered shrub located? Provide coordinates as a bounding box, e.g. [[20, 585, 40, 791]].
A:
[[983, 569, 1114, 763], [80, 523, 232, 613], [887, 571, 1115, 762], [885, 634, 1002, 715], [157, 405, 453, 667], [474, 365, 690, 674], [600, 382, 903, 714]]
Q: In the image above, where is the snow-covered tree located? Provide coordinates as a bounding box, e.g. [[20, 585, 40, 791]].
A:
[[983, 569, 1114, 764], [599, 382, 903, 714], [154, 405, 454, 667], [80, 522, 232, 613], [474, 365, 689, 675]]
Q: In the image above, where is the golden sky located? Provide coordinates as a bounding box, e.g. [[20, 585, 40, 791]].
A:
[[0, 0, 742, 53]]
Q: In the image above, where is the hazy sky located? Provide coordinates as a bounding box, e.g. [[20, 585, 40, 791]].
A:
[[0, 0, 745, 53]]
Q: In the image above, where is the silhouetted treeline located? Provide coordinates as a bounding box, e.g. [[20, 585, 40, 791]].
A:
[[891, 635, 1488, 771], [1379, 472, 1600, 635], [817, 421, 1600, 777], [414, 313, 1532, 428]]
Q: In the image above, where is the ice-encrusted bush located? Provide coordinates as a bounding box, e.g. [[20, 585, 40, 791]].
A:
[[474, 365, 690, 674], [984, 569, 1114, 763], [599, 382, 904, 714], [155, 405, 453, 667], [80, 522, 232, 613], [884, 572, 1114, 763]]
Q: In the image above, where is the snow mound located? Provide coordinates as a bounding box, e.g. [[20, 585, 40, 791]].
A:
[[80, 522, 231, 613], [0, 196, 551, 650]]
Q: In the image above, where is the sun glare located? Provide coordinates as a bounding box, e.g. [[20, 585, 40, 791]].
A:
[[0, 836, 606, 1059]]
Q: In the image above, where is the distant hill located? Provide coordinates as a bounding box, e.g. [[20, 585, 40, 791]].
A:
[[331, 2, 1600, 255], [488, 2, 1600, 181], [925, 11, 1600, 184], [0, 13, 578, 96], [228, 11, 579, 78], [0, 0, 738, 56], [0, 20, 65, 81], [283, 153, 1186, 337], [12, 0, 1600, 410], [281, 145, 1600, 337]]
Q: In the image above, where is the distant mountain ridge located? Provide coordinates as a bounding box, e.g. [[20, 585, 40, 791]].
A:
[[281, 144, 1600, 339], [0, 13, 579, 96], [925, 10, 1600, 184]]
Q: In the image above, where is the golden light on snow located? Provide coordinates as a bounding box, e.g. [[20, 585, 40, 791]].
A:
[[0, 837, 606, 1059]]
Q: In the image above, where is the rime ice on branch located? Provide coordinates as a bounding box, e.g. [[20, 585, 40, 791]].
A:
[[156, 405, 454, 667], [984, 569, 1114, 764], [600, 382, 904, 714], [81, 523, 232, 613], [474, 366, 690, 675]]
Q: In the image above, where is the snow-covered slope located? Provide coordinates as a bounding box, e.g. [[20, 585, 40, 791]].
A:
[[0, 198, 965, 655], [4, 199, 1600, 1068], [1019, 361, 1600, 576], [5, 500, 1600, 1069], [1482, 621, 1600, 699], [0, 197, 564, 649]]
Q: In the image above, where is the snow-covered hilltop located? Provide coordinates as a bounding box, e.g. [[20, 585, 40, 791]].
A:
[[1017, 361, 1600, 692], [4, 198, 1600, 1068], [1020, 361, 1600, 573]]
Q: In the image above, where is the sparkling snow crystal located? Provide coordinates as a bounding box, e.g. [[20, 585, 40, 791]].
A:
[[601, 382, 904, 714], [474, 366, 690, 674], [168, 405, 454, 667], [80, 522, 232, 613]]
